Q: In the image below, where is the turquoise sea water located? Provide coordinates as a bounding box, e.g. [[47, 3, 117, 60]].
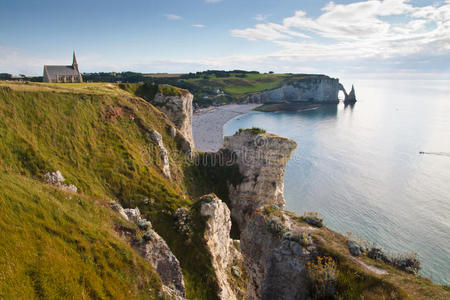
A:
[[224, 80, 450, 285]]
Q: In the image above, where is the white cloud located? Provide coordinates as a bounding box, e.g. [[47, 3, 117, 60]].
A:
[[231, 0, 450, 60], [253, 14, 269, 21], [192, 24, 205, 28], [164, 14, 182, 20], [205, 0, 222, 3], [231, 23, 310, 41]]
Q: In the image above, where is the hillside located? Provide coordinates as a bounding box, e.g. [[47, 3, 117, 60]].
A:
[[0, 81, 448, 300], [176, 72, 337, 107], [0, 81, 223, 299]]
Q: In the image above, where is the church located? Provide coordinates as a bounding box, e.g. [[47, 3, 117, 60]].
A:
[[43, 52, 83, 83]]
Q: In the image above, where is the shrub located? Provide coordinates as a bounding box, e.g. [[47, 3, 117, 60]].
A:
[[391, 252, 420, 275], [158, 84, 182, 96], [345, 232, 373, 256], [302, 212, 324, 228], [307, 256, 337, 298], [236, 127, 266, 135], [174, 207, 193, 237], [267, 215, 286, 236]]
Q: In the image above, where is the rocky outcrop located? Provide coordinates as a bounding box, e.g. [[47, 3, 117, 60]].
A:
[[44, 170, 78, 193], [200, 194, 246, 300], [109, 202, 186, 299], [246, 76, 342, 103], [152, 89, 194, 148], [149, 129, 171, 178], [222, 130, 332, 299], [223, 130, 297, 229], [344, 84, 357, 103], [240, 207, 321, 300]]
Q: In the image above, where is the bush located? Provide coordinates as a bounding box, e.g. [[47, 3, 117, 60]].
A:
[[391, 252, 420, 275], [307, 256, 337, 298], [237, 127, 266, 135], [267, 215, 286, 236], [302, 212, 324, 228]]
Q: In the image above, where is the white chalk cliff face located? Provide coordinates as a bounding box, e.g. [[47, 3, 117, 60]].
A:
[[223, 130, 297, 229], [149, 129, 171, 178], [153, 90, 194, 148], [222, 130, 327, 300], [200, 195, 246, 300], [246, 76, 343, 103], [240, 208, 318, 300]]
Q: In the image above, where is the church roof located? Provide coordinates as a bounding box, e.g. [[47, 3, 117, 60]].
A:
[[44, 65, 80, 81]]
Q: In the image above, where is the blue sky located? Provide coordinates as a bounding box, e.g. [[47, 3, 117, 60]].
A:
[[1, 0, 450, 79]]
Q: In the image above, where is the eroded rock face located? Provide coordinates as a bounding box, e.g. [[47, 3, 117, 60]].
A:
[[135, 231, 185, 296], [246, 76, 341, 103], [241, 208, 318, 300], [149, 129, 171, 178], [345, 85, 357, 103], [200, 194, 244, 300], [223, 130, 297, 229], [152, 90, 194, 147], [109, 202, 186, 298]]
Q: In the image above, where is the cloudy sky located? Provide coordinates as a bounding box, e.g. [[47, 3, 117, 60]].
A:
[[1, 0, 449, 79]]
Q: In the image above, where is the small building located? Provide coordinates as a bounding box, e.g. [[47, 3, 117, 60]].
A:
[[43, 52, 83, 83]]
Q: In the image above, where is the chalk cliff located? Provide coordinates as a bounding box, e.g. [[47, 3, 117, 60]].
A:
[[200, 194, 246, 300], [246, 76, 344, 103], [223, 129, 297, 229], [152, 89, 194, 147]]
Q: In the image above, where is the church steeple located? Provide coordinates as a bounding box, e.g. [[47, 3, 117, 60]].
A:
[[72, 51, 79, 72]]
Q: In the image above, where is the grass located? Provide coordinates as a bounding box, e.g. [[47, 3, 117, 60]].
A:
[[0, 173, 162, 299], [118, 83, 182, 101], [183, 73, 288, 98], [0, 82, 220, 299], [236, 127, 266, 135]]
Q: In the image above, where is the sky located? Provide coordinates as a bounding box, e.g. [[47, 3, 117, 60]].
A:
[[1, 0, 450, 79]]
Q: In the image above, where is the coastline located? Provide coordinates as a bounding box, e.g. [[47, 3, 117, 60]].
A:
[[193, 104, 260, 152]]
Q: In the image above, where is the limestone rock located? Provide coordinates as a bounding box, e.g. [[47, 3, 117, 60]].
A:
[[246, 76, 341, 103], [347, 240, 363, 256], [344, 85, 357, 103], [152, 89, 194, 148], [110, 202, 186, 298], [240, 208, 318, 300], [44, 170, 65, 184], [223, 130, 297, 228], [200, 194, 246, 300], [150, 129, 171, 178], [44, 170, 78, 193], [168, 125, 177, 138], [136, 230, 185, 297], [123, 207, 141, 224], [109, 201, 129, 220]]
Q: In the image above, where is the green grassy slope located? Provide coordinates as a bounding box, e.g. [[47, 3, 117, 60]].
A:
[[0, 82, 218, 299], [0, 173, 162, 299]]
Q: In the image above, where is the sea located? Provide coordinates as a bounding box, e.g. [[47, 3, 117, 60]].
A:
[[224, 79, 450, 285]]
